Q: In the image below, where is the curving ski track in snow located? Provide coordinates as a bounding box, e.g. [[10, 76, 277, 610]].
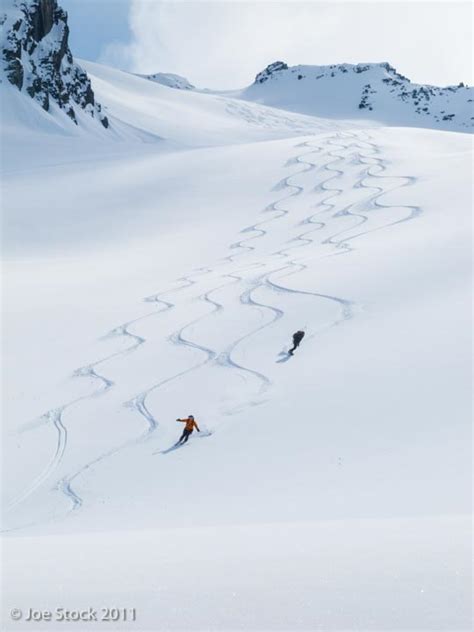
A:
[[220, 143, 323, 263]]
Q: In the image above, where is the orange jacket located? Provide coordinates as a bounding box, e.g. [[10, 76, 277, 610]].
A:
[[177, 417, 200, 432]]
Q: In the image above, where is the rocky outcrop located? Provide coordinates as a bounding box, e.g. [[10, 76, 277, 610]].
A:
[[1, 0, 108, 127], [255, 61, 288, 84]]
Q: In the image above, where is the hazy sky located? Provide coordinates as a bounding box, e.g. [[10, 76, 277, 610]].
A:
[[63, 0, 472, 89]]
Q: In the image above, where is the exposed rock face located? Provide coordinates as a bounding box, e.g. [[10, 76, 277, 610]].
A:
[[1, 0, 108, 127], [255, 61, 288, 84]]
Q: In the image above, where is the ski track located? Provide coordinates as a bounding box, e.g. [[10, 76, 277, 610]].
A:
[[214, 270, 284, 394], [214, 138, 362, 391], [4, 268, 213, 516], [56, 275, 246, 516], [5, 129, 422, 531], [220, 143, 324, 263], [276, 132, 421, 264], [234, 139, 360, 353], [292, 137, 376, 258], [271, 143, 357, 261], [256, 134, 421, 340]]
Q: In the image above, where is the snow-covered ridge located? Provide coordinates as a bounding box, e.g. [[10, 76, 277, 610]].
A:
[[241, 61, 473, 131], [140, 72, 195, 91], [1, 0, 108, 127]]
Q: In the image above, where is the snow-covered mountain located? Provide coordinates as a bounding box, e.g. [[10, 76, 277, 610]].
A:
[[1, 4, 472, 631], [2, 0, 473, 137], [235, 60, 473, 131], [1, 0, 108, 127]]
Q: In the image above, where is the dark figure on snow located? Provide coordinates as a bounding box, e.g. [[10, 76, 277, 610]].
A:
[[289, 330, 305, 355], [176, 415, 200, 444]]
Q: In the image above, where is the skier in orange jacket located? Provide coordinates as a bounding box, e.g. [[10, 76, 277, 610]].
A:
[[176, 415, 200, 444]]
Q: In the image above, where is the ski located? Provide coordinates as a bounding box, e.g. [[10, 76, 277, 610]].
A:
[[154, 430, 213, 455]]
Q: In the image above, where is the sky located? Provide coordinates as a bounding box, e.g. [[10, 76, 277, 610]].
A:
[[63, 0, 473, 89]]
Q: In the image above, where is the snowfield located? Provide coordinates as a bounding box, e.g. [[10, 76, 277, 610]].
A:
[[1, 57, 472, 632]]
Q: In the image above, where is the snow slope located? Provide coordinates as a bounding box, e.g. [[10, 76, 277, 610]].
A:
[[139, 71, 195, 91], [1, 53, 472, 632], [82, 60, 345, 147]]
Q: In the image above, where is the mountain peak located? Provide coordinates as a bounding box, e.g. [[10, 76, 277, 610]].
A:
[[1, 0, 109, 128], [253, 60, 409, 85]]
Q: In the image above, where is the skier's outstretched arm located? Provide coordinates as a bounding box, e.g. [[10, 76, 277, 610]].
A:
[[194, 421, 200, 432], [176, 418, 185, 422]]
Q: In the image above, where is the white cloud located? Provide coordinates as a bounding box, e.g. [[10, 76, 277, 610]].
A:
[[100, 1, 473, 89]]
